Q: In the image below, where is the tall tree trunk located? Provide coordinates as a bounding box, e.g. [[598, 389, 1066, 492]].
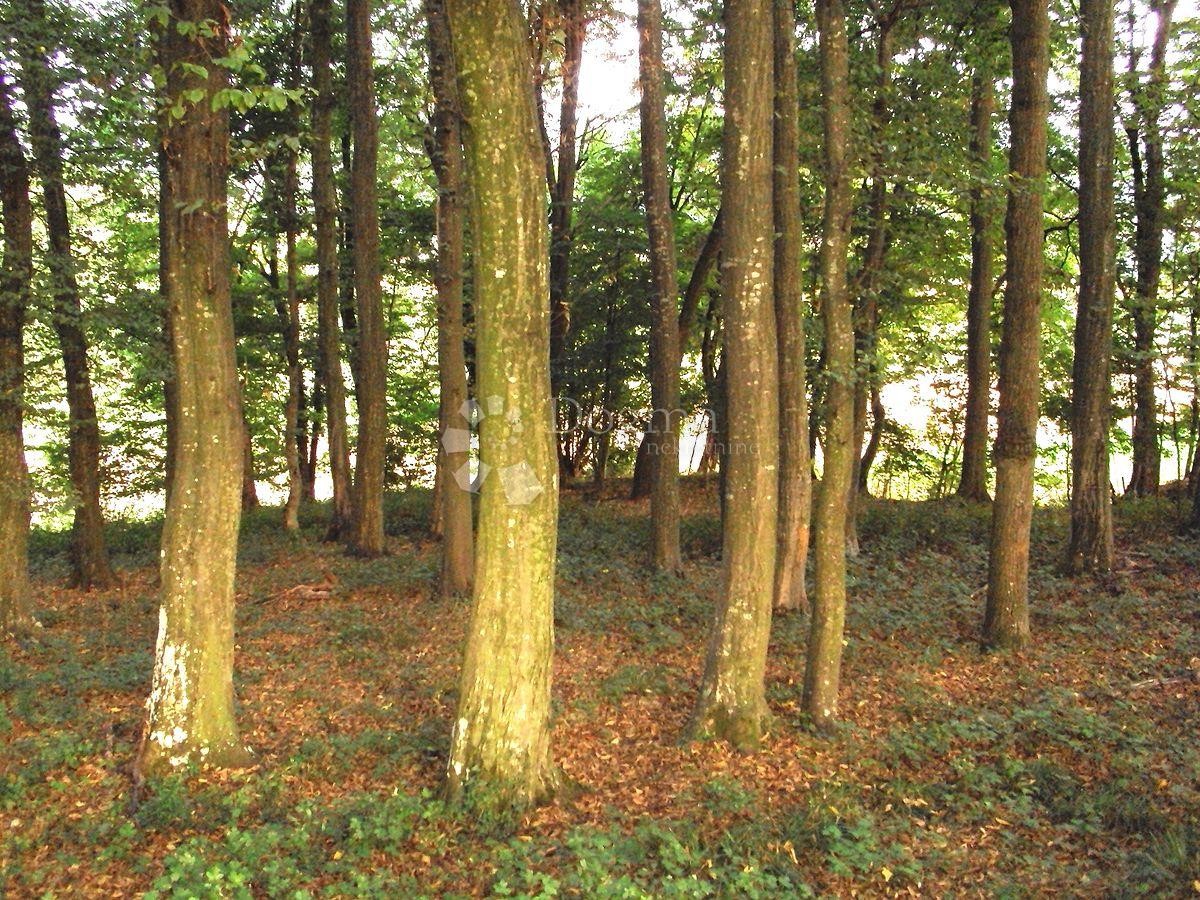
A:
[[426, 0, 474, 597], [859, 384, 885, 492], [1066, 0, 1117, 574], [629, 209, 723, 500], [241, 398, 259, 510], [690, 0, 777, 751], [803, 0, 855, 729], [338, 132, 362, 409], [638, 0, 683, 574], [772, 0, 811, 614], [1125, 0, 1177, 497], [347, 0, 387, 556], [282, 150, 303, 532], [982, 0, 1050, 652], [0, 69, 34, 633], [18, 0, 113, 589], [311, 0, 353, 538], [140, 0, 247, 772], [159, 148, 179, 506], [444, 0, 559, 810], [548, 0, 585, 407], [847, 13, 895, 556], [958, 73, 996, 501]]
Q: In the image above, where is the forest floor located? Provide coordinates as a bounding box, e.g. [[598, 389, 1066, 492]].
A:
[[2, 478, 1199, 897]]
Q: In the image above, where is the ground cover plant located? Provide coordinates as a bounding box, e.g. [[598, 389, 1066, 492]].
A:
[[3, 480, 1197, 896]]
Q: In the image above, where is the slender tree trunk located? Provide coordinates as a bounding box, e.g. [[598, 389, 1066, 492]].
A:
[[426, 0, 474, 597], [772, 0, 810, 614], [1125, 0, 1176, 497], [847, 15, 894, 556], [141, 0, 247, 772], [160, 149, 179, 506], [311, 0, 353, 538], [638, 0, 683, 574], [338, 132, 362, 409], [690, 0, 777, 751], [282, 151, 303, 532], [983, 0, 1050, 652], [444, 0, 559, 810], [0, 69, 34, 633], [803, 0, 855, 728], [958, 74, 995, 502], [859, 384, 885, 492], [241, 400, 259, 510], [18, 0, 113, 589], [630, 209, 723, 500], [347, 0, 387, 556], [1066, 0, 1117, 574], [548, 0, 585, 405]]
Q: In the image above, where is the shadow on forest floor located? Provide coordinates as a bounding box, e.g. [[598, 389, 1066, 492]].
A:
[[3, 480, 1199, 896]]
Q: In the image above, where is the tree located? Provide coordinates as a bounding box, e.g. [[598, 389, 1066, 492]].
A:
[[17, 0, 114, 588], [1125, 0, 1178, 497], [957, 73, 995, 502], [690, 0, 777, 751], [547, 0, 586, 416], [444, 0, 560, 809], [281, 132, 303, 532], [1066, 0, 1117, 574], [982, 0, 1050, 651], [847, 6, 898, 554], [140, 0, 247, 771], [0, 68, 34, 634], [803, 0, 854, 728], [426, 0, 473, 596], [311, 0, 353, 538], [347, 0, 387, 556], [638, 0, 683, 575], [772, 0, 810, 613]]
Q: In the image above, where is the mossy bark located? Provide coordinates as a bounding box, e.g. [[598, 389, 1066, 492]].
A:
[[444, 0, 559, 809], [772, 0, 811, 614], [141, 0, 246, 772], [347, 0, 387, 556], [638, 0, 683, 575], [803, 0, 855, 729], [426, 0, 474, 597], [1066, 0, 1116, 575], [983, 0, 1050, 652], [690, 0, 778, 752], [0, 69, 34, 634]]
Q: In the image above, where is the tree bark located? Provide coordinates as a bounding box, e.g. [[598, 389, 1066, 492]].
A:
[[690, 0, 777, 751], [638, 0, 683, 574], [983, 0, 1050, 652], [310, 0, 353, 539], [141, 0, 247, 772], [444, 0, 559, 810], [0, 69, 34, 633], [1066, 0, 1117, 574], [859, 384, 885, 492], [803, 0, 855, 729], [1124, 0, 1177, 497], [241, 399, 259, 510], [18, 0, 114, 588], [772, 0, 811, 614], [426, 0, 474, 597], [957, 73, 995, 502], [347, 0, 387, 556]]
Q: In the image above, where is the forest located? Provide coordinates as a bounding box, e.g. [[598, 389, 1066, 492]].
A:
[[1, 0, 1199, 894]]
